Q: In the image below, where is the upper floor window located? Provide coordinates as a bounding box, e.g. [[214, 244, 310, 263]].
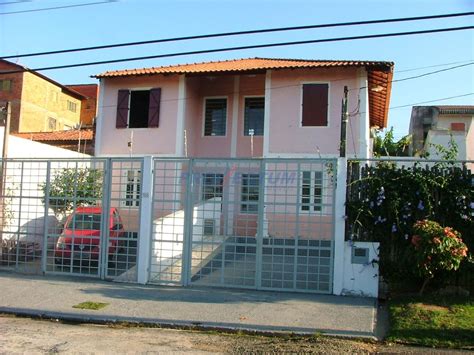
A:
[[244, 97, 264, 136], [116, 88, 161, 129], [0, 80, 12, 92], [67, 100, 77, 112], [301, 83, 329, 127], [204, 98, 227, 136]]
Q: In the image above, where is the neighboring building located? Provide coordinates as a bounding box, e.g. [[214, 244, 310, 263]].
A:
[[93, 57, 393, 158], [13, 129, 94, 155], [409, 105, 474, 160], [0, 59, 85, 133], [65, 84, 99, 126]]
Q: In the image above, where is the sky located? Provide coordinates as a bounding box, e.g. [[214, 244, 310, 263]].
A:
[[0, 0, 473, 139]]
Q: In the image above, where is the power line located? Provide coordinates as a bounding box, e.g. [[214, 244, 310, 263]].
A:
[[1, 25, 473, 74], [0, 0, 115, 15], [392, 62, 474, 83], [395, 59, 474, 73], [0, 1, 32, 5], [2, 11, 473, 59], [390, 93, 474, 109]]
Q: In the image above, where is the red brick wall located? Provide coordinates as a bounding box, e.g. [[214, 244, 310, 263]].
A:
[[0, 61, 24, 132]]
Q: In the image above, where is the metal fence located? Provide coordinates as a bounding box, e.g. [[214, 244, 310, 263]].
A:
[[0, 157, 337, 294], [0, 158, 142, 282]]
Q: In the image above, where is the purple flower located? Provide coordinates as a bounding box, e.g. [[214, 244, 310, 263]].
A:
[[391, 224, 397, 233], [417, 201, 424, 211]]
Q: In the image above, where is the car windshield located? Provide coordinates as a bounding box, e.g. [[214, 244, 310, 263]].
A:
[[67, 213, 102, 230]]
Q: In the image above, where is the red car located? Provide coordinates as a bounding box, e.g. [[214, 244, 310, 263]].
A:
[[54, 207, 125, 265]]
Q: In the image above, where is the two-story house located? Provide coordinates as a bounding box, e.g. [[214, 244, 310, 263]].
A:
[[0, 59, 86, 133], [90, 58, 393, 292]]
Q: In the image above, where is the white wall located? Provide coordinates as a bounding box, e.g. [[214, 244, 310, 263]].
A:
[[0, 128, 91, 255], [0, 127, 89, 159], [150, 198, 222, 276], [342, 241, 379, 298]]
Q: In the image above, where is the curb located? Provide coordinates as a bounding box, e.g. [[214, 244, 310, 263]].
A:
[[0, 307, 378, 341]]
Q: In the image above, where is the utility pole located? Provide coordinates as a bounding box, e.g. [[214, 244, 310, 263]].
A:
[[339, 86, 348, 157], [1, 102, 10, 161], [0, 102, 11, 252]]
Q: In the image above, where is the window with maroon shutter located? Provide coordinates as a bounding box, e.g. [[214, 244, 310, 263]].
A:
[[116, 88, 161, 129], [301, 83, 329, 127], [116, 90, 130, 129], [148, 88, 161, 128]]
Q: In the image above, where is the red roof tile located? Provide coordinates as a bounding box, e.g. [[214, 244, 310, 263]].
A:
[[94, 57, 393, 78], [14, 129, 94, 142]]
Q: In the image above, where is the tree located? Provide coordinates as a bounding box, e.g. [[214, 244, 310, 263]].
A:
[[41, 168, 104, 217], [372, 127, 411, 157]]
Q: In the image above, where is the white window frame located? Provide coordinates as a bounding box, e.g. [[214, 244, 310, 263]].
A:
[[202, 96, 228, 137], [300, 170, 328, 214], [299, 81, 331, 128], [242, 96, 265, 136], [122, 170, 141, 208]]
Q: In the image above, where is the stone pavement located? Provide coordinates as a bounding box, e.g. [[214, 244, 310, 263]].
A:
[[0, 272, 383, 339]]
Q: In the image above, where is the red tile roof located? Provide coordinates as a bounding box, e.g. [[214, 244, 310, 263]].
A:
[[94, 57, 393, 78], [14, 129, 94, 142], [93, 57, 394, 128], [435, 105, 474, 115]]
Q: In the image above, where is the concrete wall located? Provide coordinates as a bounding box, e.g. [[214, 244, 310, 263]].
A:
[[342, 241, 379, 298], [0, 129, 91, 254], [150, 198, 222, 275], [430, 113, 474, 161], [0, 127, 89, 159]]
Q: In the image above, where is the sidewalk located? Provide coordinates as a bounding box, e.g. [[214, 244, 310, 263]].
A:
[[0, 272, 382, 339]]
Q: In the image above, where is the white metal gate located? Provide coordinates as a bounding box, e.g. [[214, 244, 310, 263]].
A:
[[0, 157, 336, 293], [149, 158, 336, 293], [0, 158, 143, 282]]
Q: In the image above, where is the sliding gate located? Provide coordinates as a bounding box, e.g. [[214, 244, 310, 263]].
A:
[[149, 158, 336, 293]]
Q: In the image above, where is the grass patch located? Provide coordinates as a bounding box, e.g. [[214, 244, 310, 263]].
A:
[[72, 301, 109, 311], [387, 294, 474, 349]]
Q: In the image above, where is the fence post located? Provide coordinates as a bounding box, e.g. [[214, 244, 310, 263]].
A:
[[332, 157, 348, 295], [41, 161, 51, 274], [137, 156, 153, 284]]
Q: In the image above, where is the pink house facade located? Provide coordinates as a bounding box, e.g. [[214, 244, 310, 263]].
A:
[[94, 58, 393, 159]]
